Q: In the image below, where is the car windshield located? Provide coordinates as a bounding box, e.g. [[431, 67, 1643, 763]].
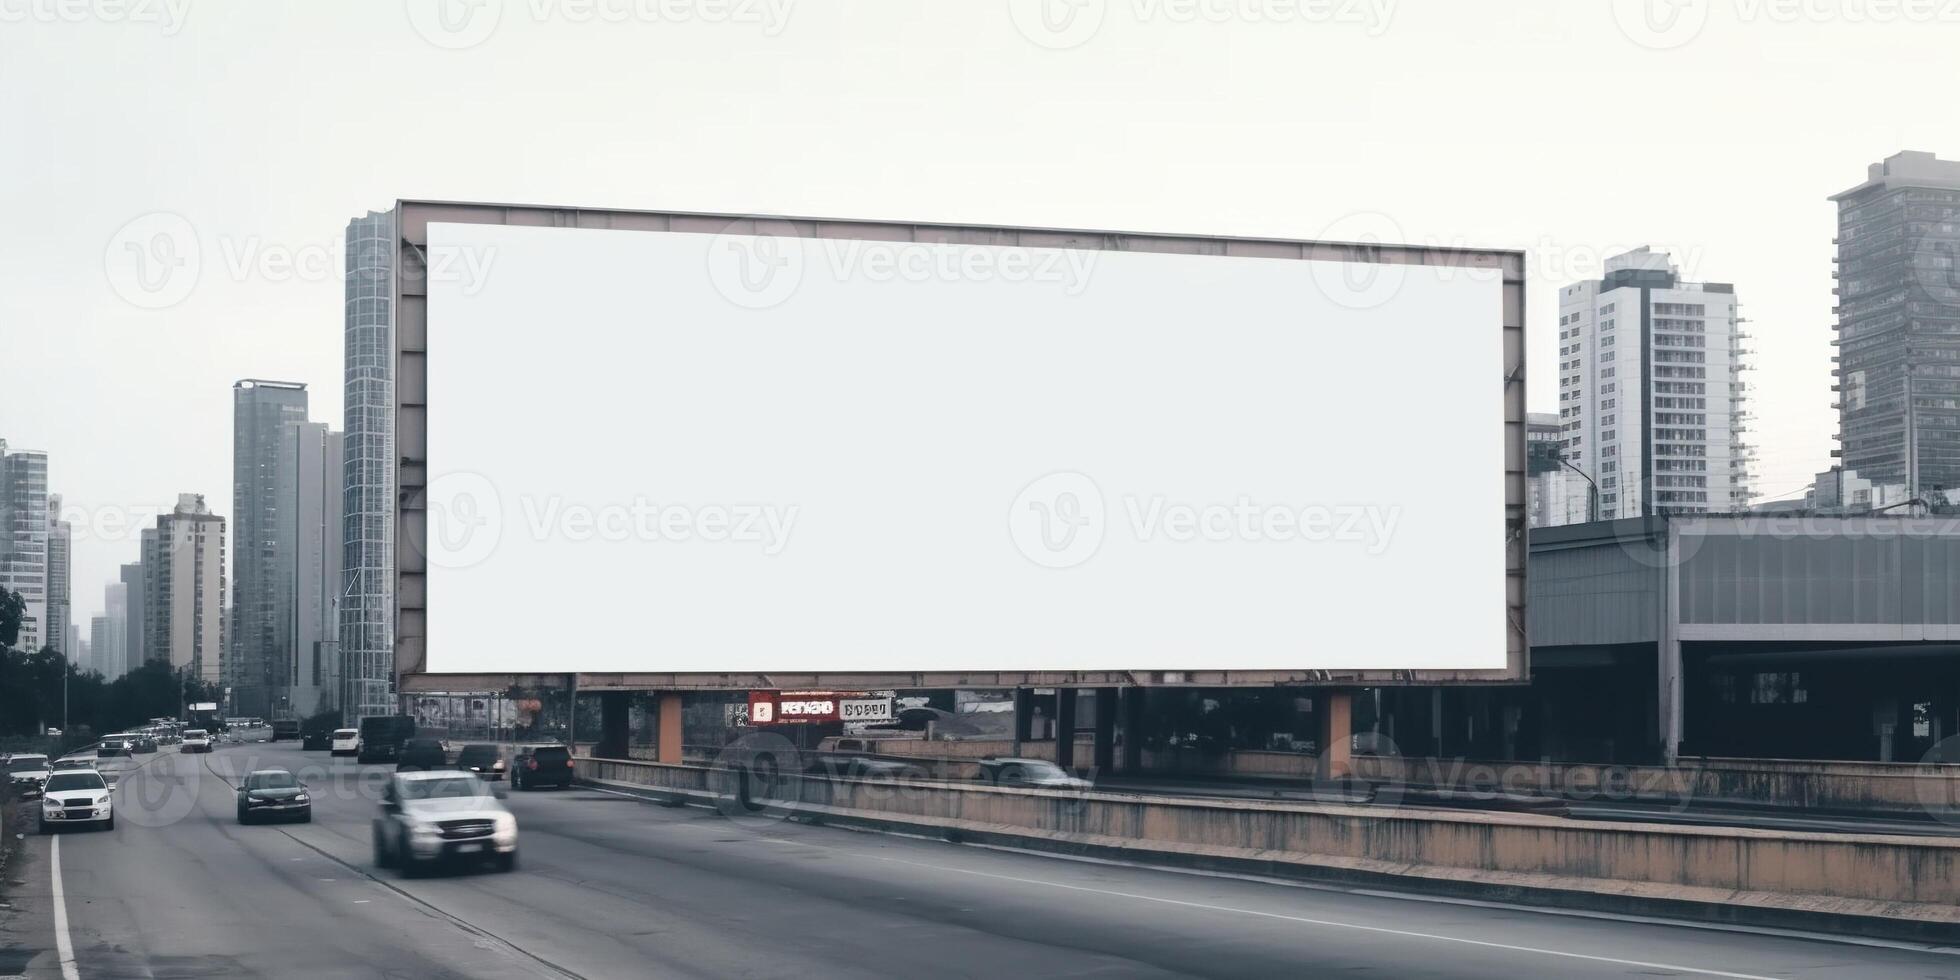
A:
[[333, 729, 358, 737], [184, 730, 207, 738], [459, 745, 497, 760], [400, 776, 487, 801], [45, 772, 106, 792], [1012, 761, 1068, 779], [246, 772, 298, 789], [6, 756, 47, 773]]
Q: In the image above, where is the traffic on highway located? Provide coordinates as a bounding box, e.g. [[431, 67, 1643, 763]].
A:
[[1, 733, 1957, 978]]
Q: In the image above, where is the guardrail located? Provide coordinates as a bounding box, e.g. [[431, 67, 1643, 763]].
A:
[[574, 754, 1960, 940]]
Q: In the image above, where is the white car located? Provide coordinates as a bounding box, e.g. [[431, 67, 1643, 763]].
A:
[[372, 771, 518, 876], [182, 729, 212, 753], [40, 769, 113, 832], [329, 729, 362, 757], [6, 753, 52, 799]]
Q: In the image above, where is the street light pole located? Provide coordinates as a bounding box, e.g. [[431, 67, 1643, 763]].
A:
[[1558, 456, 1602, 523]]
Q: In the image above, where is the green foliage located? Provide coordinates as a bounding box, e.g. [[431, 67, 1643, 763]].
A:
[[0, 645, 219, 739], [0, 588, 24, 649]]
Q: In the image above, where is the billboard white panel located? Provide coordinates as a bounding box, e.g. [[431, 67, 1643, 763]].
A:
[[423, 222, 1505, 674]]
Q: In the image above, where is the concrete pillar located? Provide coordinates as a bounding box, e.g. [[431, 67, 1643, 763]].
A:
[[595, 692, 630, 759], [1012, 687, 1033, 756], [1055, 689, 1077, 770], [1093, 687, 1117, 773], [1319, 690, 1353, 779], [657, 692, 684, 765], [1121, 687, 1145, 772], [1658, 523, 1684, 764]]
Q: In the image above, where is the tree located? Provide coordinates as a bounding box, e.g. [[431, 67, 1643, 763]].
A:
[[0, 587, 24, 649]]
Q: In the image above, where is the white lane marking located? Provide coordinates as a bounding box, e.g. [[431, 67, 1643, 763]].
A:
[[50, 835, 80, 980], [863, 854, 1783, 980]]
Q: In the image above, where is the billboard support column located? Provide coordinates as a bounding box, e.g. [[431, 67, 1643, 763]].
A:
[[596, 692, 629, 760], [1093, 688, 1117, 773], [657, 692, 683, 765], [1121, 688, 1145, 773], [1055, 690, 1078, 771], [1011, 688, 1033, 756], [1319, 690, 1354, 780]]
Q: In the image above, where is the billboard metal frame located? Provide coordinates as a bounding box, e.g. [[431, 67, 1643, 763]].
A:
[[392, 200, 1528, 692]]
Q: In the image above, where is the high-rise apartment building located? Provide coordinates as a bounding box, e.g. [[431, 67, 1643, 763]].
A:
[[343, 209, 397, 722], [147, 494, 226, 687], [102, 582, 127, 679], [1831, 151, 1960, 497], [286, 422, 343, 717], [120, 560, 145, 677], [232, 379, 309, 717], [89, 615, 108, 675], [1554, 248, 1753, 519], [0, 440, 50, 650], [46, 494, 70, 656]]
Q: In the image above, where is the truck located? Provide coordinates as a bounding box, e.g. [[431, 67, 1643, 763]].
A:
[[356, 715, 416, 763], [270, 718, 302, 742]]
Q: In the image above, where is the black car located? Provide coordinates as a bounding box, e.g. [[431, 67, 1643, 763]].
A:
[[456, 744, 506, 781], [512, 745, 575, 790], [395, 738, 452, 772], [236, 768, 312, 824], [357, 715, 416, 763], [300, 730, 331, 751]]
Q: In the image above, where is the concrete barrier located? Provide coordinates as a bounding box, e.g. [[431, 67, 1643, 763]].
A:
[[576, 755, 1960, 941], [859, 741, 1960, 815], [1351, 755, 1960, 815]]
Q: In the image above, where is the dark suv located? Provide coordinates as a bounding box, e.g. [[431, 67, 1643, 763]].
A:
[[512, 745, 575, 791], [394, 738, 452, 772], [456, 744, 506, 781]]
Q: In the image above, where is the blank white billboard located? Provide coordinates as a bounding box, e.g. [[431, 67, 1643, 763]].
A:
[[423, 221, 1506, 674]]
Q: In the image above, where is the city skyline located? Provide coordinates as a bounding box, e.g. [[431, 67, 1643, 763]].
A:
[[7, 6, 1960, 630]]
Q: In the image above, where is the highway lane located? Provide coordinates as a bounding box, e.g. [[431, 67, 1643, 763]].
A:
[[4, 741, 1960, 978]]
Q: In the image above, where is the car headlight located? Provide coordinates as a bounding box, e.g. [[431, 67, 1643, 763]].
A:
[[294, 793, 310, 803], [410, 820, 440, 838]]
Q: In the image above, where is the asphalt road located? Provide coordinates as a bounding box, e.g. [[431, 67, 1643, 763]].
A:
[[4, 742, 1960, 978]]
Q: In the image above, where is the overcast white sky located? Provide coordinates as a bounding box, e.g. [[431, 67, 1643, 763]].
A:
[[2, 0, 1955, 629]]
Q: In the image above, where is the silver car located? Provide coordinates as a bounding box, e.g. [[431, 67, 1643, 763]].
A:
[[372, 771, 518, 876]]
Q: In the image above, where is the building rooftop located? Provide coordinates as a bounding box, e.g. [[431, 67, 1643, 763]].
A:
[[1830, 150, 1960, 201]]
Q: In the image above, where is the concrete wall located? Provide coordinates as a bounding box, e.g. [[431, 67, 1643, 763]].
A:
[[574, 756, 1960, 920], [1353, 754, 1960, 813]]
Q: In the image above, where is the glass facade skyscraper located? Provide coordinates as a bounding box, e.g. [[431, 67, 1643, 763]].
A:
[[342, 209, 397, 723]]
